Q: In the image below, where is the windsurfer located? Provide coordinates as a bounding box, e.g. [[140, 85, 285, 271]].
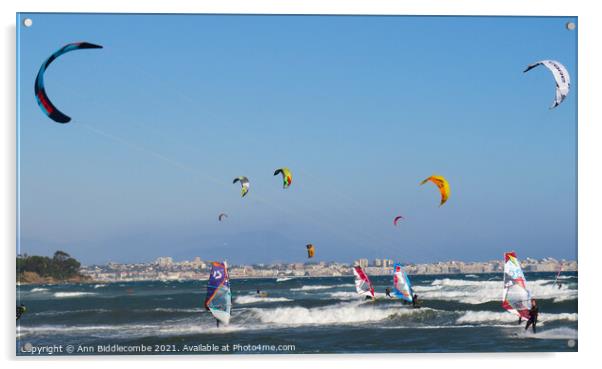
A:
[[525, 299, 539, 333], [412, 294, 419, 308]]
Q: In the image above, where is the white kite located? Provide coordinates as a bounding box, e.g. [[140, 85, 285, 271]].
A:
[[523, 60, 570, 109]]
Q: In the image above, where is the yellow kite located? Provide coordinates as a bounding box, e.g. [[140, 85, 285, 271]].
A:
[[306, 244, 315, 258], [274, 167, 293, 189], [420, 175, 450, 206]]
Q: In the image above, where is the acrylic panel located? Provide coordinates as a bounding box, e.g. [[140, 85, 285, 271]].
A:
[[16, 13, 577, 355]]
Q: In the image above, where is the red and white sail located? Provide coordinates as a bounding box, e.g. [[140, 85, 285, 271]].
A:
[[502, 252, 532, 319], [353, 265, 375, 300]]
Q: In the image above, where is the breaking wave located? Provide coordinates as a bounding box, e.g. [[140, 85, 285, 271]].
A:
[[413, 278, 577, 304], [234, 296, 293, 304], [249, 302, 423, 326], [290, 285, 333, 291], [53, 292, 97, 298], [456, 311, 577, 324], [30, 288, 49, 293], [517, 327, 578, 340], [17, 322, 239, 338]]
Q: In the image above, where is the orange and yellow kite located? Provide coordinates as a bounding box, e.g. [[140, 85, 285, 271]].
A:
[[420, 175, 450, 206]]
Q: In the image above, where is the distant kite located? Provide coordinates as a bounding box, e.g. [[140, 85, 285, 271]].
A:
[[420, 175, 450, 206], [393, 216, 404, 226], [523, 60, 570, 109], [233, 176, 250, 197], [306, 244, 315, 258], [273, 167, 292, 189], [35, 42, 103, 123], [218, 213, 228, 222]]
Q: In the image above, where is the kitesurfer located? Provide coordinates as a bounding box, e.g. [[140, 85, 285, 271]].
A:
[[412, 294, 420, 308], [16, 304, 26, 320], [525, 299, 539, 333], [385, 287, 392, 298], [557, 283, 562, 289]]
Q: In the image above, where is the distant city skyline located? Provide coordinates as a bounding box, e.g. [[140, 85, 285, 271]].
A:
[[79, 254, 577, 283], [18, 14, 577, 265]]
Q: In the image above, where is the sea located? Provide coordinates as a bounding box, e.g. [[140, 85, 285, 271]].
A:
[[16, 272, 578, 355]]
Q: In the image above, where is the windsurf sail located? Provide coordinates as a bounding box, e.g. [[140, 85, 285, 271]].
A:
[[353, 265, 375, 299], [393, 263, 413, 303], [204, 261, 232, 325], [502, 252, 532, 319]]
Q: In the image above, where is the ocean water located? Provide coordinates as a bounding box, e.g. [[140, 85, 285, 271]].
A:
[[16, 272, 578, 355]]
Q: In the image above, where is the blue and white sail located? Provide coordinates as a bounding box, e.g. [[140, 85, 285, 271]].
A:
[[393, 263, 413, 303], [204, 261, 232, 325]]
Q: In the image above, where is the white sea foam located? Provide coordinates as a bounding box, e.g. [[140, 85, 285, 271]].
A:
[[382, 324, 518, 330], [33, 308, 111, 316], [329, 291, 358, 300], [30, 288, 49, 293], [234, 296, 293, 304], [456, 310, 577, 324], [556, 275, 576, 280], [151, 307, 204, 313], [250, 302, 422, 326], [18, 319, 248, 339], [290, 285, 333, 291], [93, 284, 107, 289], [516, 327, 578, 340], [53, 292, 97, 298], [276, 277, 294, 282], [465, 274, 479, 279], [412, 278, 577, 304]]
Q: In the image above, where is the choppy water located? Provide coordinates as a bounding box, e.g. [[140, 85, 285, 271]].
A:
[[16, 272, 577, 355]]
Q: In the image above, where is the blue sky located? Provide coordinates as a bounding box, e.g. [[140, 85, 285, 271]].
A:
[[17, 14, 577, 265]]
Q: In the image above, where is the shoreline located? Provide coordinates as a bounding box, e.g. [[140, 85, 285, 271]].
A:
[[16, 269, 578, 286]]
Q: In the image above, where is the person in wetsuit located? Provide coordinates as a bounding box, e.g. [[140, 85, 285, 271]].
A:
[[412, 293, 419, 308], [385, 287, 392, 298], [16, 304, 26, 320], [525, 299, 539, 333]]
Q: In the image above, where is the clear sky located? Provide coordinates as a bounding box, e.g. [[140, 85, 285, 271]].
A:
[[17, 14, 577, 265]]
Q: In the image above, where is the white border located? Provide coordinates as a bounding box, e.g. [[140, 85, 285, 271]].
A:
[[2, 1, 600, 368]]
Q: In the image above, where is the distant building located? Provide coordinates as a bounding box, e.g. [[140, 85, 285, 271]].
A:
[[191, 257, 206, 269], [355, 259, 369, 268], [383, 259, 394, 268], [373, 259, 382, 267], [155, 257, 173, 267]]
